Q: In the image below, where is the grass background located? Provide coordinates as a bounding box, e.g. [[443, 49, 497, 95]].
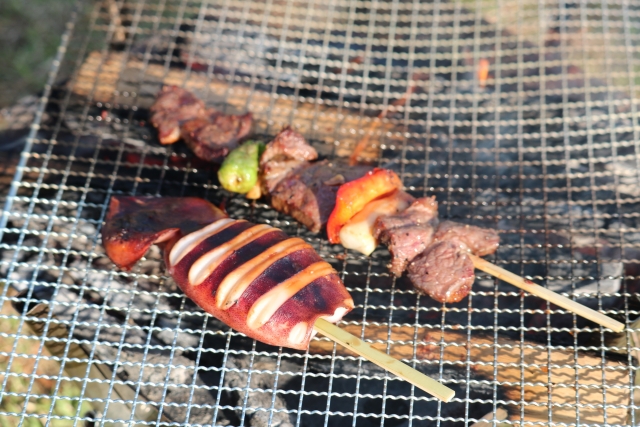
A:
[[0, 0, 77, 108], [0, 2, 92, 425]]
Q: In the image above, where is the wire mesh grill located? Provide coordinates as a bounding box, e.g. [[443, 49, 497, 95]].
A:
[[1, 0, 640, 425]]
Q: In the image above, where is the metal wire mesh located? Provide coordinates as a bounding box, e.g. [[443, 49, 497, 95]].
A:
[[1, 0, 640, 425]]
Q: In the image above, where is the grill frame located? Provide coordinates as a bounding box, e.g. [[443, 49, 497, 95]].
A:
[[1, 0, 639, 426]]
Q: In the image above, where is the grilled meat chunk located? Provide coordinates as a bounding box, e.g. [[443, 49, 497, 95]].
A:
[[400, 220, 499, 302], [260, 128, 318, 194], [378, 226, 436, 277], [373, 198, 498, 302], [181, 109, 253, 162], [261, 159, 308, 195], [102, 196, 354, 350], [149, 86, 253, 161], [150, 86, 205, 144], [261, 127, 318, 165], [434, 221, 499, 256], [269, 160, 372, 234], [373, 197, 439, 276], [407, 240, 475, 303]]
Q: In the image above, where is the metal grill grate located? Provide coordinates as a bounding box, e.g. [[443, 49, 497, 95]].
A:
[[1, 0, 640, 425]]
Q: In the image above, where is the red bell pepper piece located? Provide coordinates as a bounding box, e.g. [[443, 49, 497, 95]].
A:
[[326, 168, 402, 244]]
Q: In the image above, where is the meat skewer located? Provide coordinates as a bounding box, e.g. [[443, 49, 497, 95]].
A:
[[262, 139, 624, 332], [364, 193, 623, 331], [372, 197, 499, 302], [101, 195, 455, 401], [149, 86, 625, 332]]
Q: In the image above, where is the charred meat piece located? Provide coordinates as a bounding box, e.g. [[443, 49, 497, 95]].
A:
[[378, 226, 436, 277], [150, 86, 205, 144], [373, 197, 439, 276], [400, 219, 499, 302], [261, 127, 318, 165], [261, 159, 308, 195], [260, 127, 318, 194], [150, 86, 253, 161], [269, 160, 372, 234], [181, 108, 253, 162], [434, 221, 499, 256], [407, 240, 475, 303], [102, 196, 354, 350], [373, 198, 499, 302]]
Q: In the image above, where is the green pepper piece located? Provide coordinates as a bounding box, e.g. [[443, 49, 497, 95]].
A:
[[217, 141, 265, 194]]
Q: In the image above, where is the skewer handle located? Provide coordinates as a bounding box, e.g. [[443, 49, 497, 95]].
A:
[[470, 255, 625, 333], [313, 318, 455, 402]]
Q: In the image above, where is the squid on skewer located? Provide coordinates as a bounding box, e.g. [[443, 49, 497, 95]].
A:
[[102, 196, 353, 350]]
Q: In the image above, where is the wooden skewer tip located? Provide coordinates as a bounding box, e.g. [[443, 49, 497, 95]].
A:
[[470, 255, 625, 333], [313, 318, 455, 402]]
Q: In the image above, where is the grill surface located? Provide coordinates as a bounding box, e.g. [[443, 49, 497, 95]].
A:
[[1, 0, 640, 425]]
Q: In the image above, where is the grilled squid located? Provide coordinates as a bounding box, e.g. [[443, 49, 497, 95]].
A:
[[101, 196, 354, 350]]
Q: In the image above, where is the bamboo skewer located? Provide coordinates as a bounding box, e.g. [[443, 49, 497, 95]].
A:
[[313, 318, 456, 402], [470, 255, 625, 332]]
